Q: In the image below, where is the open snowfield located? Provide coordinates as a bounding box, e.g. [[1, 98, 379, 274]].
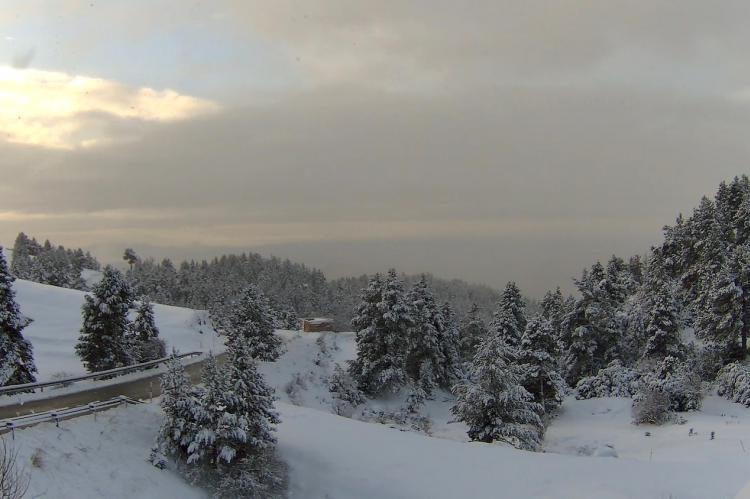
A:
[[12, 279, 221, 381], [6, 281, 750, 498]]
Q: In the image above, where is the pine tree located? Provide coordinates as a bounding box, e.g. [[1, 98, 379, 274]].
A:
[[155, 353, 201, 464], [0, 247, 36, 386], [641, 258, 682, 360], [561, 263, 622, 385], [452, 331, 543, 450], [518, 316, 565, 412], [130, 297, 166, 363], [185, 346, 281, 497], [219, 329, 281, 495], [349, 270, 412, 395], [490, 282, 527, 349], [75, 266, 134, 372], [540, 287, 565, 347], [439, 301, 462, 386], [405, 276, 446, 395], [9, 233, 33, 280], [459, 303, 487, 361], [695, 244, 750, 360], [225, 285, 281, 362]]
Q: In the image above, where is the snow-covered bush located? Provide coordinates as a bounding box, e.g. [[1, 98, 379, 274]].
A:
[[329, 364, 364, 417], [716, 362, 750, 406], [632, 386, 671, 425], [690, 345, 725, 381], [285, 373, 307, 406], [575, 360, 640, 399], [641, 357, 703, 412]]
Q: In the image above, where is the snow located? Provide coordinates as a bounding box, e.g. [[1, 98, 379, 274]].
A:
[[8, 283, 750, 498], [12, 403, 204, 499], [12, 278, 221, 381]]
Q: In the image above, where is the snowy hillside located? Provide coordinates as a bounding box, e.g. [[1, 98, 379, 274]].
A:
[[11, 329, 750, 498], [7, 281, 750, 498], [13, 279, 221, 381]]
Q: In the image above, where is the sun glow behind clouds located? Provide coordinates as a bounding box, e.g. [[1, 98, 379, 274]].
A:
[[0, 66, 219, 149]]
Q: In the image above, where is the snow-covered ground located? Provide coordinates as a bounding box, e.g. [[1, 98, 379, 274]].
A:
[[13, 279, 221, 381], [7, 281, 750, 498]]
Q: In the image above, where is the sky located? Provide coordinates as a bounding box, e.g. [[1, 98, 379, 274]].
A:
[[1, 0, 749, 296]]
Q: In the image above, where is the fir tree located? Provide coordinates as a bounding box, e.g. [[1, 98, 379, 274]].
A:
[[75, 266, 134, 372], [0, 247, 36, 386], [155, 353, 201, 464], [349, 270, 412, 395], [641, 257, 682, 360], [518, 316, 565, 412], [490, 282, 527, 349], [439, 301, 462, 386], [452, 331, 543, 450], [459, 303, 487, 361], [187, 347, 281, 497], [561, 263, 622, 385], [9, 233, 33, 280], [225, 285, 282, 362], [130, 297, 166, 363], [405, 276, 446, 395], [695, 244, 750, 360]]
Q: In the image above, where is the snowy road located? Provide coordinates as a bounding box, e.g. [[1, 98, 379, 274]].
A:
[[0, 354, 226, 419]]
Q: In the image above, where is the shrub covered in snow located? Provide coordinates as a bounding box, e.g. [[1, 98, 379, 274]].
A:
[[632, 357, 703, 425], [715, 362, 750, 406], [575, 360, 640, 399], [329, 364, 364, 417], [642, 356, 703, 412], [632, 386, 672, 425]]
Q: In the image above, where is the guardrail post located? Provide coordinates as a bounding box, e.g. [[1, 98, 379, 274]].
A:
[[149, 380, 153, 403], [5, 422, 14, 440], [88, 403, 96, 421], [52, 411, 59, 428]]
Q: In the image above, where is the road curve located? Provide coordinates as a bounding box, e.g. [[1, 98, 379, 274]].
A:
[[0, 354, 226, 420]]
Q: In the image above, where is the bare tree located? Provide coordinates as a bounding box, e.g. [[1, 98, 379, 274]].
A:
[[0, 438, 30, 499]]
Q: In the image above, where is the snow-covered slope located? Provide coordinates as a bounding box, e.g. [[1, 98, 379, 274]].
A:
[[13, 279, 220, 381], [8, 280, 750, 498], [265, 332, 750, 498]]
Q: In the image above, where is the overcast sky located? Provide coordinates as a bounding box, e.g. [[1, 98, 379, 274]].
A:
[[1, 1, 749, 296]]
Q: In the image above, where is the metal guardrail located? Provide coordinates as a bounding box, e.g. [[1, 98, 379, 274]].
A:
[[0, 396, 144, 437], [0, 351, 203, 396]]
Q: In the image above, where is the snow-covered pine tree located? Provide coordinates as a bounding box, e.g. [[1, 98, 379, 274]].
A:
[[561, 262, 622, 385], [130, 297, 166, 363], [349, 271, 412, 395], [404, 276, 446, 395], [9, 233, 33, 280], [225, 285, 282, 362], [75, 266, 134, 372], [185, 346, 281, 498], [348, 273, 385, 394], [604, 255, 630, 305], [641, 255, 683, 360], [459, 303, 487, 361], [0, 247, 36, 386], [518, 315, 565, 412], [490, 282, 527, 349], [736, 192, 750, 247], [218, 326, 281, 496], [695, 244, 750, 361], [439, 301, 462, 385], [154, 353, 201, 466], [451, 330, 543, 450]]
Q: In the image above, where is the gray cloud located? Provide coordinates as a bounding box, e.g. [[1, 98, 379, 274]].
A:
[[1, 1, 750, 295]]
